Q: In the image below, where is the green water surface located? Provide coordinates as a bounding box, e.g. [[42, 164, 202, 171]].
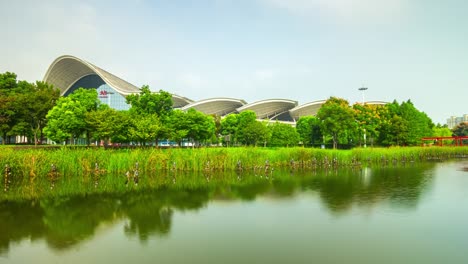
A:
[[1, 161, 468, 264]]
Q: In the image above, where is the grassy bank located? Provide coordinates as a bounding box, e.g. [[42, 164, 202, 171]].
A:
[[2, 146, 468, 175], [1, 146, 467, 200]]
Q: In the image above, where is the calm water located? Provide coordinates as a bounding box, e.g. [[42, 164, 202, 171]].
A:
[[1, 161, 468, 264]]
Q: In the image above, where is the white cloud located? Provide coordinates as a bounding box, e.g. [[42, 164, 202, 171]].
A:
[[261, 0, 408, 25]]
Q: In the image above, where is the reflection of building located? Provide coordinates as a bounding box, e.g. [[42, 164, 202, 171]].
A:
[[43, 55, 388, 124], [447, 115, 468, 129]]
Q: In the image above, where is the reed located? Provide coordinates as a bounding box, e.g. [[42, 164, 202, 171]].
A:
[[1, 146, 467, 201], [2, 146, 468, 175]]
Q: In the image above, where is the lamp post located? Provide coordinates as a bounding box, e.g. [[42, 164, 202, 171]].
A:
[[358, 87, 368, 148], [358, 86, 368, 104]]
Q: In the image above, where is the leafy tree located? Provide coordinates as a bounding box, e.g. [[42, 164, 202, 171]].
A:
[[0, 73, 60, 145], [220, 113, 239, 145], [399, 100, 434, 145], [86, 105, 131, 146], [316, 97, 357, 149], [166, 109, 215, 146], [296, 116, 322, 147], [240, 120, 270, 146], [353, 103, 385, 147], [433, 124, 452, 137], [126, 85, 173, 117], [452, 122, 468, 136], [430, 124, 453, 145], [110, 111, 132, 144], [0, 72, 19, 143], [167, 109, 189, 146], [18, 81, 60, 145], [378, 100, 433, 146], [128, 113, 161, 146], [236, 111, 259, 145], [185, 108, 216, 145], [44, 88, 99, 144], [268, 122, 299, 147], [211, 114, 222, 144]]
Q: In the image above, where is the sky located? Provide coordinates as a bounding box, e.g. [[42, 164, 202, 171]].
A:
[[1, 0, 467, 124]]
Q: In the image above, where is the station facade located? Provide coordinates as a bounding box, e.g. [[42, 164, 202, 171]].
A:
[[43, 55, 387, 125]]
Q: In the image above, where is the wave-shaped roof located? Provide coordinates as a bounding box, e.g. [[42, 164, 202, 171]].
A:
[[182, 97, 246, 115], [364, 101, 388, 106], [172, 94, 193, 108], [289, 100, 327, 121], [43, 55, 387, 124], [43, 55, 140, 96], [43, 55, 193, 107], [237, 99, 298, 121]]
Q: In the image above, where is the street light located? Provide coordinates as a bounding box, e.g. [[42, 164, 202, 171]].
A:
[[358, 86, 368, 104], [358, 86, 368, 148]]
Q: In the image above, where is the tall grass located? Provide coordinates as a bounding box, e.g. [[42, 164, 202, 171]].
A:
[[2, 146, 468, 175], [1, 146, 467, 201]]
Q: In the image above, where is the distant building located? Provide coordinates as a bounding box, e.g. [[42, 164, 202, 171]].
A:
[[43, 55, 388, 125], [447, 114, 468, 129]]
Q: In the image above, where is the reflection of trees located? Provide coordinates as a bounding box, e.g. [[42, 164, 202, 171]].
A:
[[0, 188, 212, 254], [0, 201, 44, 254], [0, 163, 435, 254], [300, 164, 435, 213], [39, 196, 119, 250], [230, 181, 270, 201]]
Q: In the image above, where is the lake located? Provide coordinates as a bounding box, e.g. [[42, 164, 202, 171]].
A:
[[1, 160, 467, 264]]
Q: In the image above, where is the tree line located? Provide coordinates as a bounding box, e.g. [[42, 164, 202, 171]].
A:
[[1, 71, 466, 147]]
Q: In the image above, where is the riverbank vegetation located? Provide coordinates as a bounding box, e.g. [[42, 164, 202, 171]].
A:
[[2, 72, 466, 148], [2, 145, 467, 176], [2, 146, 467, 201]]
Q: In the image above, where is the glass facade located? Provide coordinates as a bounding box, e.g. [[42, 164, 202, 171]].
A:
[[96, 84, 130, 111]]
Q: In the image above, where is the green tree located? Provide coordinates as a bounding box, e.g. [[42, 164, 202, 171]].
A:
[[430, 124, 453, 145], [399, 100, 434, 145], [44, 88, 99, 144], [185, 108, 216, 145], [452, 122, 468, 136], [236, 111, 260, 145], [18, 81, 60, 145], [268, 122, 299, 147], [241, 120, 270, 146], [220, 113, 239, 145], [126, 85, 173, 117], [166, 109, 215, 146], [378, 100, 434, 146], [353, 103, 387, 147], [86, 105, 131, 146], [128, 113, 161, 146], [167, 110, 189, 146], [296, 116, 322, 147], [316, 97, 357, 149], [433, 124, 452, 137], [0, 72, 19, 143]]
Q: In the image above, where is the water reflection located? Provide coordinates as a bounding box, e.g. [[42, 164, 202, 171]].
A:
[[0, 163, 436, 254]]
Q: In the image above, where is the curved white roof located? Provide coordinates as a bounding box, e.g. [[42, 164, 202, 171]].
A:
[[43, 55, 140, 96], [289, 100, 327, 121], [182, 97, 246, 115], [172, 94, 193, 108], [237, 99, 297, 120], [364, 101, 388, 106]]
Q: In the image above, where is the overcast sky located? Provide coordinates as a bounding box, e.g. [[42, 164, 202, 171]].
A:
[[1, 0, 467, 124]]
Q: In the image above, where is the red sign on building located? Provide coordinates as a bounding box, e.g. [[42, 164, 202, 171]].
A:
[[99, 90, 108, 98]]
